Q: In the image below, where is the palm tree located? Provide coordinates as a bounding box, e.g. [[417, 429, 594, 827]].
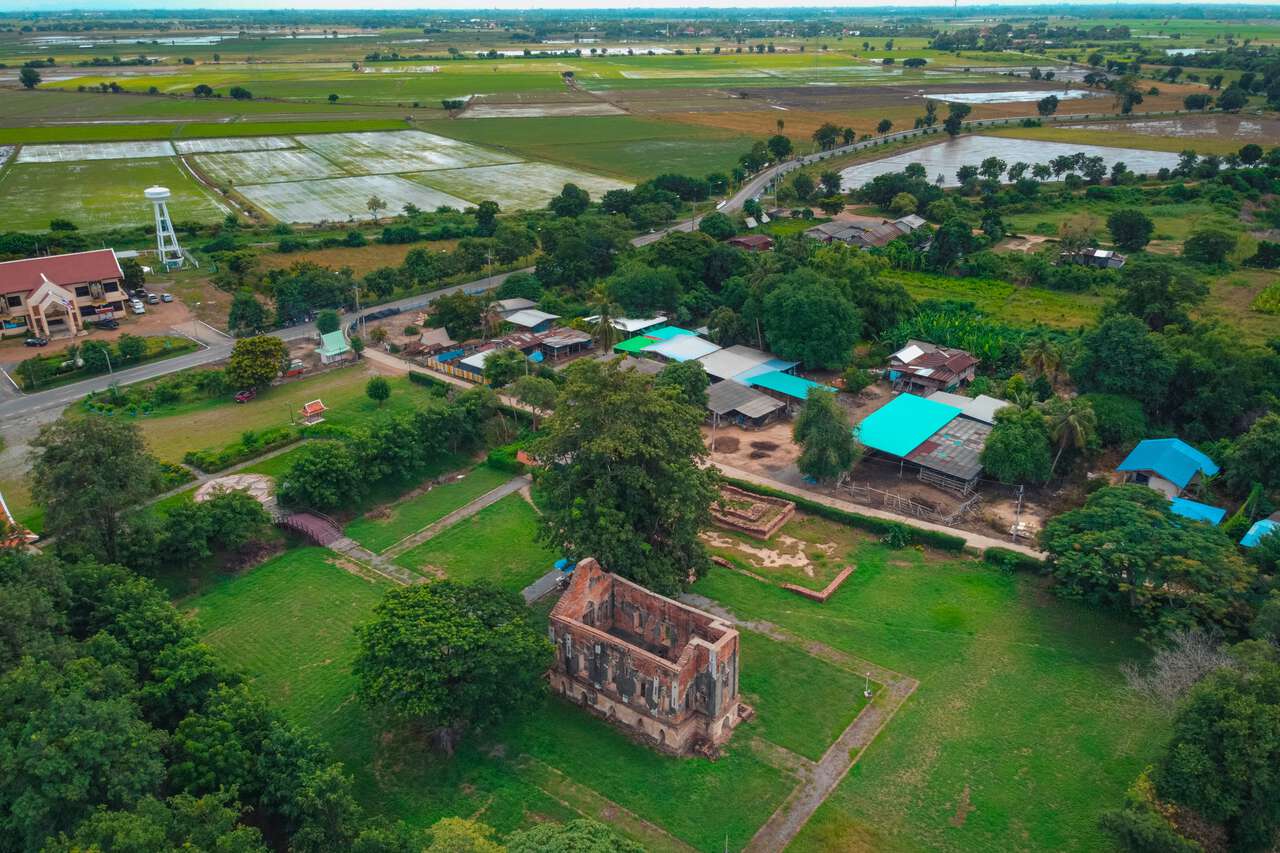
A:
[[1021, 334, 1063, 388], [1041, 396, 1097, 474], [587, 284, 621, 351]]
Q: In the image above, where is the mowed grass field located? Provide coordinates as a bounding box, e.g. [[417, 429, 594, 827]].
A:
[[0, 156, 227, 231], [344, 464, 513, 553], [187, 542, 859, 848], [394, 493, 557, 592], [693, 550, 1168, 852]]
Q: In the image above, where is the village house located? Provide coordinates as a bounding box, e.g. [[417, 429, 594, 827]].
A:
[[804, 215, 925, 249], [548, 559, 748, 754], [0, 249, 126, 339], [1061, 247, 1127, 269], [1116, 438, 1225, 524], [726, 234, 774, 252], [887, 340, 979, 395]]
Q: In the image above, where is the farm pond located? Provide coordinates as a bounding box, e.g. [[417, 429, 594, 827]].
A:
[[838, 135, 1182, 189]]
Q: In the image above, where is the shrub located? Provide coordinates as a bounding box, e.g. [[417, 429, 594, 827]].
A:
[[984, 547, 1044, 573], [183, 425, 298, 473]]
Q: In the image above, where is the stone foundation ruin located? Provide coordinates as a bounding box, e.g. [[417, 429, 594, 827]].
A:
[[710, 485, 795, 540]]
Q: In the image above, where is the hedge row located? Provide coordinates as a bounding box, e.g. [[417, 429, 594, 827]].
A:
[[183, 425, 300, 473], [982, 547, 1046, 573], [721, 476, 969, 553], [408, 370, 452, 396]]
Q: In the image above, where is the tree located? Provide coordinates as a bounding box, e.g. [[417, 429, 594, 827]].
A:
[[793, 389, 859, 483], [482, 348, 527, 388], [791, 173, 815, 200], [227, 335, 287, 389], [1036, 94, 1060, 116], [1239, 143, 1263, 164], [1040, 485, 1254, 638], [1183, 227, 1238, 265], [228, 290, 268, 337], [549, 183, 590, 218], [981, 407, 1053, 484], [1020, 334, 1063, 386], [762, 269, 861, 370], [424, 817, 504, 853], [531, 359, 719, 594], [1040, 396, 1097, 473], [18, 66, 40, 88], [353, 581, 552, 750], [328, 93, 339, 103], [430, 292, 485, 340], [315, 308, 340, 334], [698, 211, 736, 241], [766, 134, 792, 159], [888, 192, 917, 216], [812, 122, 840, 150], [30, 418, 160, 563], [366, 195, 386, 220], [656, 360, 709, 408], [819, 170, 843, 196], [877, 118, 893, 134], [1113, 255, 1208, 331], [605, 263, 679, 315], [1225, 412, 1280, 492], [46, 792, 268, 853], [510, 375, 557, 430], [228, 86, 252, 100], [120, 257, 145, 291], [943, 102, 971, 137], [1070, 315, 1173, 413], [474, 200, 499, 236], [1155, 652, 1280, 850], [508, 818, 645, 853], [366, 376, 390, 407], [926, 218, 973, 270], [1106, 209, 1155, 252], [277, 441, 364, 511], [1216, 85, 1248, 111], [1184, 92, 1212, 110], [193, 83, 214, 97]]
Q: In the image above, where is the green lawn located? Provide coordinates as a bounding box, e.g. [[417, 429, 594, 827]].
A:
[[692, 555, 1168, 852], [393, 493, 556, 592], [884, 270, 1107, 330], [344, 464, 513, 553]]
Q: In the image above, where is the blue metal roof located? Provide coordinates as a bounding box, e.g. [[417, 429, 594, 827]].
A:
[[1242, 519, 1279, 548], [1168, 497, 1227, 526], [735, 358, 800, 382], [745, 370, 834, 402], [856, 393, 962, 458], [645, 326, 696, 341], [1116, 438, 1219, 490]]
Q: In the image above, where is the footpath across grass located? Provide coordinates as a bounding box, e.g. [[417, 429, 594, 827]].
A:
[[344, 464, 512, 553]]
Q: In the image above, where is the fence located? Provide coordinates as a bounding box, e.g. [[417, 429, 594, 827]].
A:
[[844, 480, 982, 526]]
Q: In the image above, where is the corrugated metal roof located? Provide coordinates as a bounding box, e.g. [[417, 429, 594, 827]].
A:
[[696, 344, 772, 380], [1242, 519, 1279, 548], [746, 370, 834, 402], [318, 330, 350, 356], [707, 380, 785, 419], [856, 393, 963, 458], [646, 335, 721, 363], [906, 416, 991, 482], [1116, 438, 1219, 490], [504, 308, 560, 328], [1169, 497, 1227, 526]]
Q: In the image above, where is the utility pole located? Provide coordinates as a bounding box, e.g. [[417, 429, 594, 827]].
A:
[[1012, 484, 1024, 542]]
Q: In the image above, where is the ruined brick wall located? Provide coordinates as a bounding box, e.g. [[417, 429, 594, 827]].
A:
[[549, 559, 744, 753], [709, 485, 796, 540]]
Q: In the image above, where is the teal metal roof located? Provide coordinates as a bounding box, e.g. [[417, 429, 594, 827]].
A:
[[856, 393, 962, 458], [613, 335, 657, 354], [645, 326, 696, 341], [1242, 519, 1279, 548], [1168, 497, 1226, 526], [319, 330, 350, 357], [745, 370, 834, 401], [1117, 438, 1218, 490]]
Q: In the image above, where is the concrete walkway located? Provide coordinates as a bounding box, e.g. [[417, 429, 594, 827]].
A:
[[381, 474, 530, 559], [328, 537, 424, 586], [683, 594, 919, 853], [714, 462, 1044, 558]]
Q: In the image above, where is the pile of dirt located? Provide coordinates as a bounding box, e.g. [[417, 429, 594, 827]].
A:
[[750, 440, 779, 451], [713, 436, 740, 452], [749, 450, 771, 459]]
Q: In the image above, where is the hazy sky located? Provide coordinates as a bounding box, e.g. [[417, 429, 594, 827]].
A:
[[12, 0, 1276, 9]]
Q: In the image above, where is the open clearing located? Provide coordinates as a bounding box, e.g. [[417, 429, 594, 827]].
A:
[[412, 161, 631, 207], [238, 174, 471, 223], [838, 135, 1182, 189], [193, 148, 347, 185], [0, 157, 227, 231], [296, 129, 517, 174]]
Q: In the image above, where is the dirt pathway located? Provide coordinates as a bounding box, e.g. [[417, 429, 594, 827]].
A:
[[381, 473, 530, 559], [682, 594, 919, 853]]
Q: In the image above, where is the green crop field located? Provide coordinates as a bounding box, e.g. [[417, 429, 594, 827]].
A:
[[883, 270, 1108, 330], [0, 156, 227, 232], [693, 549, 1168, 852], [344, 464, 513, 553], [393, 493, 557, 592]]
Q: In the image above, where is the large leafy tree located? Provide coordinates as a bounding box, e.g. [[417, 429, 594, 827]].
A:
[[1112, 256, 1208, 332], [277, 441, 365, 511], [1106, 208, 1155, 252], [227, 335, 287, 390], [430, 292, 486, 340], [1069, 315, 1174, 415], [353, 582, 552, 750], [30, 417, 161, 563], [507, 818, 645, 853], [1155, 649, 1280, 851], [228, 290, 268, 337], [1225, 412, 1280, 492], [795, 389, 859, 483], [656, 360, 710, 408], [605, 263, 681, 316], [762, 269, 860, 370], [532, 359, 719, 593], [1040, 485, 1255, 639], [44, 792, 267, 853], [980, 406, 1053, 484]]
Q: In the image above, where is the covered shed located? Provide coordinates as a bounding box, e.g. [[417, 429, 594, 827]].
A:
[[855, 392, 998, 494], [646, 335, 722, 363], [613, 335, 659, 355], [418, 327, 457, 354], [706, 380, 785, 429], [743, 369, 834, 414], [504, 308, 560, 332], [539, 328, 593, 361], [697, 345, 773, 382]]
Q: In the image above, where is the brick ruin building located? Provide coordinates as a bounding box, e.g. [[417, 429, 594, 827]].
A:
[[548, 558, 748, 754]]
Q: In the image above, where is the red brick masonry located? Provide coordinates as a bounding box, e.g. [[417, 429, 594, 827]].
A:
[[783, 566, 855, 604], [548, 558, 748, 754], [710, 485, 796, 540]]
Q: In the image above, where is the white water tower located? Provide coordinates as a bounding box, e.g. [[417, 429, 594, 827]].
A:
[[145, 185, 185, 270]]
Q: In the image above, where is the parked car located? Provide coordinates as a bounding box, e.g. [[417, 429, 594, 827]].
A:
[[130, 300, 146, 315], [234, 389, 257, 403], [95, 317, 119, 330], [161, 293, 174, 303], [129, 288, 146, 299], [147, 293, 160, 305], [24, 337, 48, 347]]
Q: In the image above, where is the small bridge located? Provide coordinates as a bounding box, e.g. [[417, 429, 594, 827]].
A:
[[280, 511, 344, 546]]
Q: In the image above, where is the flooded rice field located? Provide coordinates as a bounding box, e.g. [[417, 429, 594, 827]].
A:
[[933, 89, 1103, 104], [839, 135, 1182, 189], [1057, 115, 1280, 140]]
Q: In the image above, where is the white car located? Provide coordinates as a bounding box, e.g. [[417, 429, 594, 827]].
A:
[[130, 299, 146, 315]]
